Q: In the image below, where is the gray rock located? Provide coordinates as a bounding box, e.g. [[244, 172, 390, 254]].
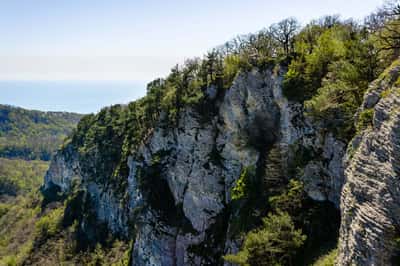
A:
[[337, 67, 400, 265], [43, 66, 347, 265]]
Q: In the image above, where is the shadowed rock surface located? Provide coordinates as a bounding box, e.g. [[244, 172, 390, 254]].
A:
[[43, 67, 347, 265]]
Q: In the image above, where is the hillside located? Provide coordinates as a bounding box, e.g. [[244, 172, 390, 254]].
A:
[[0, 104, 82, 161], [0, 106, 83, 265]]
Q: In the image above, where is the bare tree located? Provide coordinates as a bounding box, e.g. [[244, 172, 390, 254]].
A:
[[364, 10, 387, 32], [317, 15, 341, 28], [374, 1, 400, 56], [383, 0, 400, 17], [269, 18, 300, 57]]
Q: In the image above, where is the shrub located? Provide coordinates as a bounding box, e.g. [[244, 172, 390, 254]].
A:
[[224, 211, 306, 266], [312, 248, 337, 266], [229, 165, 266, 234], [231, 167, 255, 200], [356, 108, 374, 133], [35, 207, 64, 240], [269, 179, 305, 215], [0, 202, 10, 218]]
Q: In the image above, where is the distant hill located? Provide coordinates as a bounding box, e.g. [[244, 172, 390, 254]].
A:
[[0, 104, 83, 161]]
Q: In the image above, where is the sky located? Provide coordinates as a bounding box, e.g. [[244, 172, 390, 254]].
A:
[[0, 80, 146, 113], [0, 0, 384, 81], [0, 0, 384, 113]]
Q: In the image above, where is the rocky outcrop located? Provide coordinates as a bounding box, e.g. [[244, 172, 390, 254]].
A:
[[43, 67, 347, 265], [338, 63, 400, 265], [130, 69, 283, 265], [43, 146, 80, 193]]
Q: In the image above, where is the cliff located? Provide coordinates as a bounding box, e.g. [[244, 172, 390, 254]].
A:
[[338, 61, 400, 265], [43, 66, 345, 265], [4, 7, 400, 265]]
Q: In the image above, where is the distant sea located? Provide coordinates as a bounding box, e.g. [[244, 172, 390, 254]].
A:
[[0, 80, 147, 114]]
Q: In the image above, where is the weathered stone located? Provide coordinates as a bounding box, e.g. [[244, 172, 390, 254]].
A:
[[43, 66, 347, 265], [338, 66, 400, 265]]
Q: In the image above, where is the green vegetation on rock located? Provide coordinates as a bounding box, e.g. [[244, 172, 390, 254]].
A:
[[0, 158, 131, 266], [312, 248, 337, 266], [224, 211, 306, 266], [0, 106, 130, 265], [227, 179, 340, 265], [356, 108, 374, 133]]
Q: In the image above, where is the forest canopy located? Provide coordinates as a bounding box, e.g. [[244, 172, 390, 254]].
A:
[[0, 105, 82, 161]]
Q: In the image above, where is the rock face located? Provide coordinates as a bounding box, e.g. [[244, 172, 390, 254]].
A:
[[44, 145, 80, 193], [43, 67, 347, 265], [338, 64, 400, 265], [128, 69, 284, 265]]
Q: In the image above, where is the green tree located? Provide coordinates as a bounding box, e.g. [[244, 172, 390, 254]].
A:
[[224, 212, 306, 266], [269, 179, 305, 215]]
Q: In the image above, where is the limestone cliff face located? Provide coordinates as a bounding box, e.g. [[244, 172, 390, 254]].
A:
[[43, 67, 346, 265], [338, 63, 400, 265]]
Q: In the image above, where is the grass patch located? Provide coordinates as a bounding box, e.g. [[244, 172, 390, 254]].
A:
[[356, 108, 374, 133]]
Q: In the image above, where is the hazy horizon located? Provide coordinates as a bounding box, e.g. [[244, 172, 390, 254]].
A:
[[1, 0, 383, 81], [0, 0, 384, 112], [0, 80, 146, 113]]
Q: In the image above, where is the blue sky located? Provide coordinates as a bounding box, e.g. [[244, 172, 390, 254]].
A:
[[0, 0, 382, 56], [0, 0, 383, 81], [0, 0, 384, 113]]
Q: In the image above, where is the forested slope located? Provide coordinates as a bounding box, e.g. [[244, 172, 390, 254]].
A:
[[0, 104, 82, 160]]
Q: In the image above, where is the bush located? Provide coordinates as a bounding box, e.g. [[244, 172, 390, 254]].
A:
[[229, 165, 267, 235], [269, 179, 304, 214], [231, 166, 256, 200], [35, 207, 64, 240], [224, 211, 306, 266], [0, 202, 10, 218], [282, 62, 310, 101], [312, 248, 337, 266], [356, 108, 374, 133]]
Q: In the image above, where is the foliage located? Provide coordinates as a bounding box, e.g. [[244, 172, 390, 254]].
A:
[[312, 248, 337, 266], [231, 166, 256, 200], [35, 206, 64, 240], [366, 1, 400, 64], [269, 18, 300, 58], [0, 162, 131, 266], [0, 143, 130, 265], [283, 21, 348, 101], [227, 178, 340, 265], [0, 104, 82, 160], [229, 165, 267, 234], [0, 194, 40, 266], [0, 158, 48, 265], [281, 18, 383, 140], [223, 54, 245, 88], [81, 241, 131, 266], [0, 158, 48, 196], [269, 179, 304, 214], [356, 108, 374, 133], [224, 211, 306, 266]]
